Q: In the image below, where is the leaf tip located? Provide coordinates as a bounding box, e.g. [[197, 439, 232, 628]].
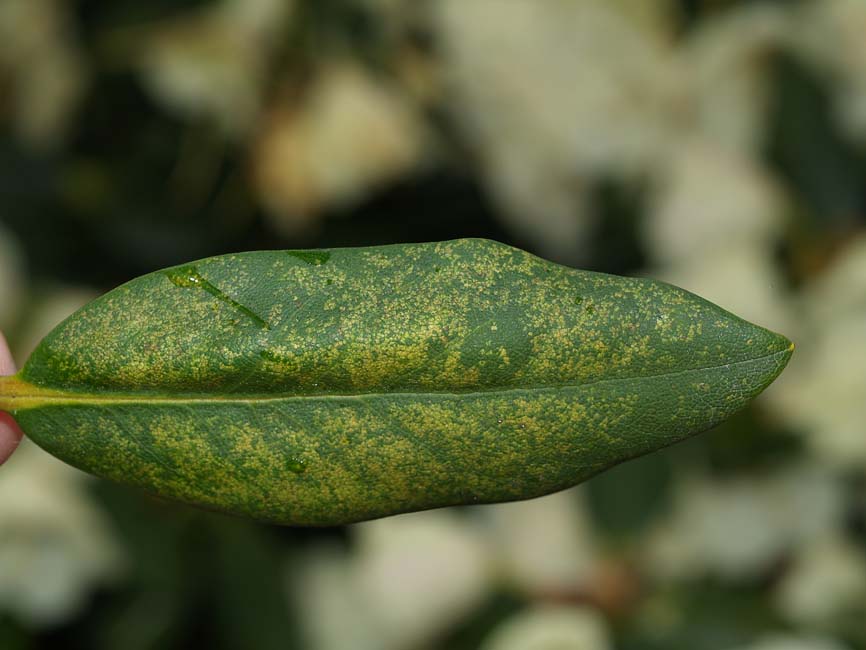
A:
[[753, 330, 794, 396]]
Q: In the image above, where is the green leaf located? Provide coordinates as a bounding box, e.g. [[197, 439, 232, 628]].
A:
[[0, 239, 793, 526]]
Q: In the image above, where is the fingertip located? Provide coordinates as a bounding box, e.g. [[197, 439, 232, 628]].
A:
[[0, 412, 24, 465], [0, 330, 22, 464]]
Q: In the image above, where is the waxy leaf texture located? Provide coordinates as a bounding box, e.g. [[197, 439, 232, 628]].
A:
[[0, 239, 793, 525]]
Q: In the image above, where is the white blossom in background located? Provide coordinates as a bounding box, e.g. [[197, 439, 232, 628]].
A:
[[0, 0, 88, 148], [644, 141, 785, 264], [683, 3, 790, 157], [774, 534, 866, 626], [643, 141, 792, 336], [433, 0, 803, 266], [218, 0, 290, 35], [654, 245, 792, 340], [643, 464, 843, 581], [778, 317, 866, 466], [290, 510, 492, 650], [351, 511, 492, 649], [768, 236, 866, 468], [137, 0, 293, 136], [0, 283, 120, 627], [727, 635, 852, 650], [254, 62, 426, 235], [477, 489, 599, 596], [291, 544, 384, 650], [12, 286, 99, 365], [0, 226, 26, 332], [479, 605, 611, 650], [793, 0, 866, 143], [0, 441, 124, 627], [799, 235, 866, 324], [434, 0, 678, 262]]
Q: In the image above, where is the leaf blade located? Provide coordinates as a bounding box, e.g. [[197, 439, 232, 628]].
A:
[[0, 239, 793, 525]]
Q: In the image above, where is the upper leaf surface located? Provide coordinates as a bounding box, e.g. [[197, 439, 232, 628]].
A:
[[21, 239, 791, 397]]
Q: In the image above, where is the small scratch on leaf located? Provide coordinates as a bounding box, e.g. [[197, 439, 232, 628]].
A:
[[287, 250, 331, 266], [164, 265, 271, 330]]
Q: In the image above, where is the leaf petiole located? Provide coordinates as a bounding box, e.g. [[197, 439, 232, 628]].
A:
[[0, 374, 49, 413]]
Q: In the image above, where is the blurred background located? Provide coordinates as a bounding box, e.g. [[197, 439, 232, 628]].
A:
[[1, 0, 865, 648]]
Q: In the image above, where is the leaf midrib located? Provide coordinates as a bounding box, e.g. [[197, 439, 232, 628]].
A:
[[0, 347, 792, 411]]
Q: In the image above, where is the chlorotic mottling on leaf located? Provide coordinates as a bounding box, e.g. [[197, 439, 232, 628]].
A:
[[0, 239, 793, 526]]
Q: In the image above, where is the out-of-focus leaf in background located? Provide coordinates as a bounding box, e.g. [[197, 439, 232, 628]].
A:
[[0, 441, 124, 627]]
